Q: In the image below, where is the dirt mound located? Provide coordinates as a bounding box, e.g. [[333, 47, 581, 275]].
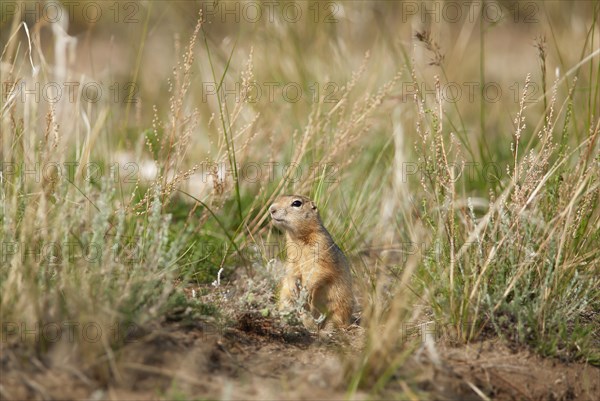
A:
[[0, 315, 347, 400], [1, 315, 598, 400], [438, 340, 600, 401]]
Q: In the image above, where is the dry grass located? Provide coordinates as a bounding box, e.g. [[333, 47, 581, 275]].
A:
[[1, 1, 599, 398]]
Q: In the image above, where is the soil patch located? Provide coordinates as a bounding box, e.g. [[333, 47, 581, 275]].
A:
[[1, 315, 598, 400], [437, 340, 600, 401]]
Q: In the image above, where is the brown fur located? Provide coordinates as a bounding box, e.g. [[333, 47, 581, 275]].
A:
[[269, 195, 354, 329]]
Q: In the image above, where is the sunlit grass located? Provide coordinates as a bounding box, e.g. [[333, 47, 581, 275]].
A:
[[1, 0, 599, 397]]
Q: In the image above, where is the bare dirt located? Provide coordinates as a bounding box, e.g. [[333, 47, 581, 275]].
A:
[[1, 313, 599, 400]]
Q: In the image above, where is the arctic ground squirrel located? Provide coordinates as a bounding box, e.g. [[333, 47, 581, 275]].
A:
[[269, 195, 354, 329]]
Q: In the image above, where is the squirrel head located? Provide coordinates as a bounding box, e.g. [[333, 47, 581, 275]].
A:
[[269, 195, 321, 240]]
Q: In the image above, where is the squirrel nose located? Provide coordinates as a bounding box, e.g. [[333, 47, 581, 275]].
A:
[[269, 205, 277, 214]]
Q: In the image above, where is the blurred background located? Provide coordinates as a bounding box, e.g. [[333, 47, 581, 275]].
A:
[[2, 1, 597, 185]]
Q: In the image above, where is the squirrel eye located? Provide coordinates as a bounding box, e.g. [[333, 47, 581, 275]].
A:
[[291, 200, 303, 207]]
